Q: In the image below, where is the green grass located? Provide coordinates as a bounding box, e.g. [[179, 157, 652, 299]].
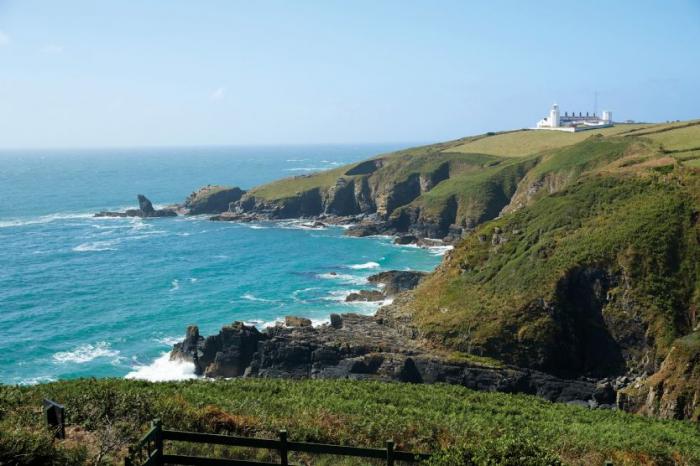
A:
[[3, 378, 700, 465], [446, 126, 651, 158], [645, 122, 700, 151], [412, 172, 697, 373], [247, 165, 351, 200]]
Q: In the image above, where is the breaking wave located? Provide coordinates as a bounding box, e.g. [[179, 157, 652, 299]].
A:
[[348, 261, 380, 270], [125, 353, 197, 381], [52, 342, 121, 364]]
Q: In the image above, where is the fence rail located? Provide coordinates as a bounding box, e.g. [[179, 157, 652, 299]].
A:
[[125, 419, 428, 466]]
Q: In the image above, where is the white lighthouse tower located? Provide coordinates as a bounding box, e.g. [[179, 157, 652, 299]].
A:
[[549, 103, 560, 128]]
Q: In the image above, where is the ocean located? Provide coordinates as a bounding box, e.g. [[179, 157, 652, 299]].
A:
[[0, 145, 445, 385]]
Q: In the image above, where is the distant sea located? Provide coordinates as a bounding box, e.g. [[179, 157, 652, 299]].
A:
[[0, 145, 445, 385]]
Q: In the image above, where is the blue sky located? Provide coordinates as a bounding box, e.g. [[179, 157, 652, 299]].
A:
[[0, 0, 699, 148]]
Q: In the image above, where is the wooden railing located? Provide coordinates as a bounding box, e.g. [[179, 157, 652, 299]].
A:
[[125, 419, 429, 466]]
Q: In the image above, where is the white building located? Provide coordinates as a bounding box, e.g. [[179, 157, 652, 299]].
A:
[[535, 103, 613, 132]]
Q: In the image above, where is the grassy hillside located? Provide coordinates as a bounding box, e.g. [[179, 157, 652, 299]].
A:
[[238, 121, 700, 243], [445, 125, 651, 157], [3, 378, 700, 466]]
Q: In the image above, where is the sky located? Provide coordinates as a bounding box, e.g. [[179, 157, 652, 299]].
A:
[[0, 0, 699, 149]]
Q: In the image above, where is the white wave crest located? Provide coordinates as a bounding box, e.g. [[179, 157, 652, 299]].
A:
[[317, 272, 368, 285], [324, 289, 360, 301], [348, 261, 380, 270], [429, 245, 454, 256], [155, 336, 182, 346], [53, 342, 121, 364], [73, 239, 119, 252], [0, 212, 94, 229], [125, 353, 197, 381], [169, 279, 180, 292], [242, 293, 276, 303], [17, 375, 57, 385]]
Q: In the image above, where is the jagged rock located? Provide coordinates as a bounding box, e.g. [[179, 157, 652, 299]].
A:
[[170, 313, 609, 404], [329, 313, 343, 329], [368, 270, 427, 296], [345, 224, 383, 237], [345, 290, 384, 302], [394, 234, 418, 245], [95, 195, 177, 218], [171, 322, 263, 377], [285, 316, 313, 327]]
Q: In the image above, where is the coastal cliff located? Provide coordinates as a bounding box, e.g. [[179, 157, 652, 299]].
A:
[[107, 120, 700, 420]]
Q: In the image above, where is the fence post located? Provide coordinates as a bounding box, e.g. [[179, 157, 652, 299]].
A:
[[152, 419, 163, 465], [279, 430, 288, 466], [125, 446, 135, 466], [43, 399, 66, 439], [386, 440, 394, 466]]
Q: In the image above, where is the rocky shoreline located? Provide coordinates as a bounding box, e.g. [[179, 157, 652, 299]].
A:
[[94, 188, 454, 250], [170, 308, 616, 407], [168, 269, 618, 408]]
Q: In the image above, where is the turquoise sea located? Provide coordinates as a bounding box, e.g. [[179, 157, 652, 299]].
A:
[[0, 145, 444, 384]]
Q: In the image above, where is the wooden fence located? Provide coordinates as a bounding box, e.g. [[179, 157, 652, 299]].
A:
[[125, 419, 430, 466]]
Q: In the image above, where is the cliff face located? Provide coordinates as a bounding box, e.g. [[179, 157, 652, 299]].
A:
[[184, 186, 245, 215], [618, 332, 700, 420], [205, 120, 700, 420], [230, 144, 539, 238]]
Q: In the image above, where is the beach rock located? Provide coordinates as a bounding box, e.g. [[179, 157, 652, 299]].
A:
[[367, 270, 427, 296], [345, 290, 384, 302], [285, 316, 313, 327]]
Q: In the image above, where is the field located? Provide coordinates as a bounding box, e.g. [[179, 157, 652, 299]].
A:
[[445, 125, 651, 157], [2, 378, 700, 465]]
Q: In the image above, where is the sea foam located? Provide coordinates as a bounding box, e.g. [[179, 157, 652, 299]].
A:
[[52, 342, 121, 364], [317, 272, 368, 285], [348, 261, 380, 270], [125, 353, 197, 382]]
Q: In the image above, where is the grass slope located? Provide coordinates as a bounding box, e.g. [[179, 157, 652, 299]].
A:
[[445, 125, 651, 158], [2, 378, 700, 465]]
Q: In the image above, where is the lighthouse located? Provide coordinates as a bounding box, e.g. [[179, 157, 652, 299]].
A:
[[549, 103, 560, 128], [535, 103, 614, 132]]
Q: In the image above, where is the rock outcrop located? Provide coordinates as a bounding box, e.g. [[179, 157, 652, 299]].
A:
[[95, 195, 177, 218], [617, 333, 700, 420], [184, 185, 245, 215], [170, 313, 615, 405], [368, 270, 427, 296], [345, 290, 384, 302]]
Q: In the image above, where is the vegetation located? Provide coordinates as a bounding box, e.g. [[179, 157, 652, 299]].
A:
[[3, 378, 700, 465], [7, 121, 700, 464], [445, 125, 650, 158]]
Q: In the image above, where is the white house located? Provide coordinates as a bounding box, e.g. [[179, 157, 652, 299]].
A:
[[536, 104, 613, 132]]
